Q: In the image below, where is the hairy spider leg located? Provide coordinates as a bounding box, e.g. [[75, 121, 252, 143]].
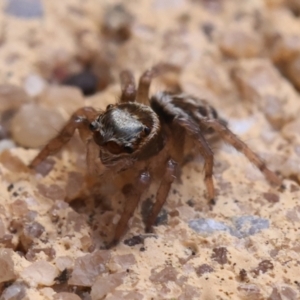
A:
[[145, 158, 177, 232], [29, 107, 98, 168], [120, 70, 136, 102], [109, 170, 151, 247], [202, 119, 282, 186], [137, 63, 179, 105], [174, 117, 215, 203]]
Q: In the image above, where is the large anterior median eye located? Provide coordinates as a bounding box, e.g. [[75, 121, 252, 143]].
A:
[[105, 141, 123, 155]]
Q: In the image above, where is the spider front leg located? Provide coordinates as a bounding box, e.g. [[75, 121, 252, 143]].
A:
[[29, 107, 98, 168], [108, 170, 151, 248], [145, 159, 177, 232], [204, 119, 282, 186], [137, 63, 179, 104]]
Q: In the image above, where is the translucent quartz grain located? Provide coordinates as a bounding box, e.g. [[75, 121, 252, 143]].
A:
[[21, 260, 59, 286], [23, 221, 45, 238], [105, 290, 144, 300], [53, 292, 81, 300], [68, 251, 110, 286], [112, 254, 136, 269], [39, 85, 84, 117], [9, 199, 28, 217], [219, 28, 262, 58], [0, 249, 16, 283], [55, 256, 73, 272], [24, 74, 46, 97], [90, 272, 125, 300], [1, 282, 26, 300], [11, 103, 65, 148], [0, 85, 30, 112]]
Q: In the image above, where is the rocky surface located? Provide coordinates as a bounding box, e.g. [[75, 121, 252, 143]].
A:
[[0, 0, 300, 299]]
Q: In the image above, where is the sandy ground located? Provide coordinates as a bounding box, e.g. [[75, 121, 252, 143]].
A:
[[0, 0, 300, 299]]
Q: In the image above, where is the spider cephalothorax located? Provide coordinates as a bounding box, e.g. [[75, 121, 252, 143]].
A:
[[89, 102, 164, 168], [29, 64, 282, 247]]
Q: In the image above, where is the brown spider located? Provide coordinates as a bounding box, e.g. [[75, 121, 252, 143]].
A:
[[29, 64, 282, 247]]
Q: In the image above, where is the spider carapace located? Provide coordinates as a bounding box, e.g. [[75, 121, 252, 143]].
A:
[[29, 64, 282, 247]]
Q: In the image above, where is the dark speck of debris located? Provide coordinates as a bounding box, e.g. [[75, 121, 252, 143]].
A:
[[140, 247, 146, 252], [196, 264, 214, 277], [124, 234, 157, 247], [62, 70, 98, 96], [209, 198, 216, 206], [211, 247, 228, 265], [124, 235, 144, 246], [54, 269, 70, 284], [263, 192, 279, 203], [290, 184, 299, 192], [251, 260, 274, 276], [12, 192, 19, 197], [141, 198, 168, 226], [7, 184, 14, 192], [201, 22, 215, 40], [155, 208, 168, 226], [239, 269, 248, 281], [186, 199, 195, 207]]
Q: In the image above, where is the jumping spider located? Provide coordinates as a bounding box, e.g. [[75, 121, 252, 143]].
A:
[[29, 64, 281, 247]]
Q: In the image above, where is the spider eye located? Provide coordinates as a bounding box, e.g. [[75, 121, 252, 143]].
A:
[[143, 126, 150, 135], [93, 131, 103, 145], [105, 141, 123, 155], [89, 121, 98, 132], [124, 145, 134, 153]]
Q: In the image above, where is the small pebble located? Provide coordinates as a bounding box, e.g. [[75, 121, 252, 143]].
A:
[[11, 103, 65, 148], [24, 74, 46, 97], [90, 272, 125, 300], [1, 282, 26, 300], [0, 139, 16, 153], [0, 249, 16, 283], [219, 28, 262, 58], [0, 84, 30, 112], [53, 292, 81, 300], [188, 218, 231, 235], [189, 215, 269, 238], [21, 260, 59, 287], [5, 0, 44, 18], [68, 250, 110, 287]]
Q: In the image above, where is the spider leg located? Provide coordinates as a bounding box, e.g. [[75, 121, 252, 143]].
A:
[[204, 119, 282, 186], [86, 139, 105, 175], [145, 159, 177, 232], [29, 107, 98, 168], [109, 170, 151, 247], [120, 70, 136, 102], [137, 63, 179, 104], [174, 118, 215, 203]]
